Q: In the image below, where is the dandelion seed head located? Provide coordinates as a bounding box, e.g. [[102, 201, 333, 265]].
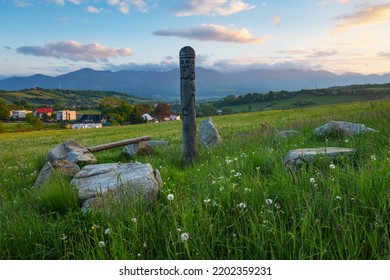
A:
[[167, 194, 174, 201], [104, 228, 110, 235], [99, 241, 105, 248], [329, 164, 336, 169], [310, 178, 316, 183], [238, 202, 246, 208], [335, 196, 342, 201], [131, 217, 137, 223], [266, 198, 273, 205], [181, 232, 189, 242]]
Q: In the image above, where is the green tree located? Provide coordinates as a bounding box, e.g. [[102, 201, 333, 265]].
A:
[[31, 118, 43, 130], [0, 99, 10, 119], [25, 113, 34, 124], [200, 103, 217, 117], [128, 106, 144, 124]]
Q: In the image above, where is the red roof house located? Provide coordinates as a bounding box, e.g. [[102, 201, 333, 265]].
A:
[[33, 107, 54, 118]]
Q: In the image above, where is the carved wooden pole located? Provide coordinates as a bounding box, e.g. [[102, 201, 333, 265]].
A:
[[180, 46, 198, 164]]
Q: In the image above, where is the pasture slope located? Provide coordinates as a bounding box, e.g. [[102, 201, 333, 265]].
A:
[[0, 99, 389, 260]]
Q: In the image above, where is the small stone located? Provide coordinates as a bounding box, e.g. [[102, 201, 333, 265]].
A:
[[313, 121, 377, 138], [46, 140, 97, 165], [277, 130, 299, 138], [199, 117, 222, 147], [283, 147, 356, 171], [124, 141, 153, 157]]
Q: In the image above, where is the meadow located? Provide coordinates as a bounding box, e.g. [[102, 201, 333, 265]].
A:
[[0, 99, 389, 260]]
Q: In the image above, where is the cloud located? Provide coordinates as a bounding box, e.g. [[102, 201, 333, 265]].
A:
[[211, 59, 312, 72], [307, 49, 339, 57], [86, 5, 103, 14], [106, 60, 178, 72], [154, 24, 272, 44], [173, 0, 255, 16], [378, 52, 390, 59], [12, 0, 33, 7], [107, 0, 150, 14], [16, 41, 133, 62], [319, 0, 350, 5], [332, 3, 390, 34], [272, 16, 281, 26]]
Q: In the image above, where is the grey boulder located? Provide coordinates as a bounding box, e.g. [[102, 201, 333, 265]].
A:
[[71, 162, 162, 210]]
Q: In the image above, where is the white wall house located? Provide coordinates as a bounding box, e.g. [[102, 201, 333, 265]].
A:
[[56, 110, 76, 121], [11, 110, 32, 119]]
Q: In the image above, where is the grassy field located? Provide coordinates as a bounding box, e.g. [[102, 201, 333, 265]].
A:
[[226, 94, 387, 113], [0, 99, 389, 260]]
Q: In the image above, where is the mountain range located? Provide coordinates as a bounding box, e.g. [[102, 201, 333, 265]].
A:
[[1, 68, 389, 100]]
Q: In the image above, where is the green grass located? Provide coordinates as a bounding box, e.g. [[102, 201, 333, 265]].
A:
[[226, 94, 378, 113], [0, 100, 389, 259]]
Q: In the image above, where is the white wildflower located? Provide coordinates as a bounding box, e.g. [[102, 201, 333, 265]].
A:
[[329, 163, 336, 169], [167, 194, 174, 201], [204, 198, 211, 203], [99, 241, 105, 248], [310, 178, 316, 184], [104, 228, 110, 235]]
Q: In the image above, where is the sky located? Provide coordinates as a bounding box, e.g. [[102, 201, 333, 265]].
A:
[[1, 0, 390, 78]]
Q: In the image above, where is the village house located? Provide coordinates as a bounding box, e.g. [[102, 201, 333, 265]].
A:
[[79, 114, 106, 123], [33, 107, 53, 119], [141, 113, 155, 123], [56, 110, 76, 121], [11, 110, 32, 119]]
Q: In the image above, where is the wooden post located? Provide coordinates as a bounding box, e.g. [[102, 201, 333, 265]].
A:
[[180, 46, 198, 164]]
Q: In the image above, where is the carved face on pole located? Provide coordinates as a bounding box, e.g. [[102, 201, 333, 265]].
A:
[[180, 58, 194, 80]]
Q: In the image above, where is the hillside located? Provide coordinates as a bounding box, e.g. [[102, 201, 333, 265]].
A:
[[211, 83, 390, 113], [1, 67, 389, 99], [0, 88, 148, 109]]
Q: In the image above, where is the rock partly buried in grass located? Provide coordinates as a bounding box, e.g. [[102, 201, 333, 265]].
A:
[[313, 121, 377, 138], [124, 141, 154, 157], [70, 162, 162, 211], [283, 147, 356, 171], [34, 160, 81, 188], [199, 117, 222, 147], [277, 130, 299, 138], [46, 140, 97, 165]]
